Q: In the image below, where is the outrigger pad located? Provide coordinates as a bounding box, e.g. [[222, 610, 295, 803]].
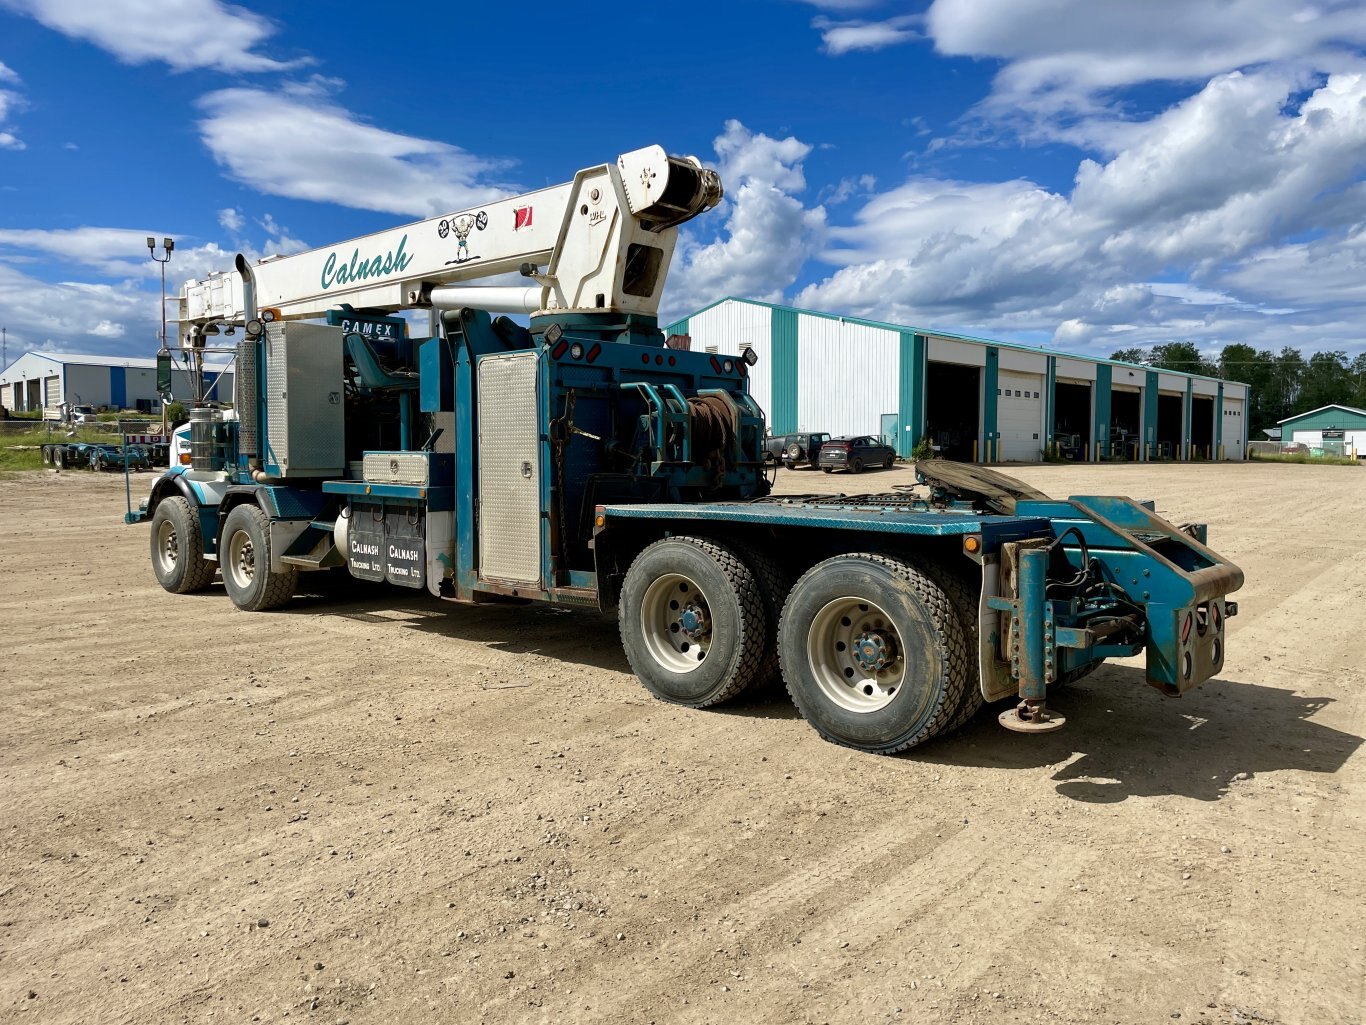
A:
[[913, 459, 1051, 515]]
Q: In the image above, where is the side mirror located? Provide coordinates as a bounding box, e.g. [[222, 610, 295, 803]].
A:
[[156, 349, 172, 397]]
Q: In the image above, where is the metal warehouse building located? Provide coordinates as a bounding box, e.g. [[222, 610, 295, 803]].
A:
[[0, 351, 234, 414], [1276, 404, 1366, 456], [667, 298, 1250, 462]]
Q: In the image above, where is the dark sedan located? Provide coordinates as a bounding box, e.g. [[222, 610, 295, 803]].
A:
[[818, 435, 896, 473]]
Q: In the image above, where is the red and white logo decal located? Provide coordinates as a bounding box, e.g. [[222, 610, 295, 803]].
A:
[[514, 206, 533, 230]]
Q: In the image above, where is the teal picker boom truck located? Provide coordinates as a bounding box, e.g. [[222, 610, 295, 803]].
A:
[[141, 145, 1243, 755]]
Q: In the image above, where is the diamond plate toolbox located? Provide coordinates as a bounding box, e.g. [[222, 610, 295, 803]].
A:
[[362, 451, 453, 486]]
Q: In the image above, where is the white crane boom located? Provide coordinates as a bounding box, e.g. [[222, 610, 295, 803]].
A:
[[177, 145, 721, 341]]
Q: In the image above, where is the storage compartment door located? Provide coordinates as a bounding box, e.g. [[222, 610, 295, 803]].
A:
[[477, 352, 542, 585]]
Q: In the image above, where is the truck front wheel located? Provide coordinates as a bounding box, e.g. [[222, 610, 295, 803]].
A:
[[778, 553, 970, 754], [220, 505, 297, 611], [620, 536, 768, 708], [150, 496, 216, 594]]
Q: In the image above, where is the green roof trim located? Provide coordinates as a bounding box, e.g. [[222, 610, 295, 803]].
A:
[[1276, 403, 1366, 426]]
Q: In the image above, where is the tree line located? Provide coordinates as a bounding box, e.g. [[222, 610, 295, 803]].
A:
[[1109, 342, 1366, 437]]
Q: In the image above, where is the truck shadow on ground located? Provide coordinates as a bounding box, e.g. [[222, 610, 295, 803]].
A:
[[920, 665, 1363, 803], [282, 576, 635, 674], [278, 579, 1361, 799]]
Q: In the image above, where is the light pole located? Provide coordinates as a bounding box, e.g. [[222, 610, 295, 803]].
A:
[[148, 237, 174, 436]]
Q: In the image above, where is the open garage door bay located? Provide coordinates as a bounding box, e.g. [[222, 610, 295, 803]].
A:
[[997, 369, 1044, 461]]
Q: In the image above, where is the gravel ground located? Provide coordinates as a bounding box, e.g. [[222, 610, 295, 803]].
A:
[[1, 461, 1363, 1024]]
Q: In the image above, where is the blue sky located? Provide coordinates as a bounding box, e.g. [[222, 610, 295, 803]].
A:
[[3, 0, 1366, 368]]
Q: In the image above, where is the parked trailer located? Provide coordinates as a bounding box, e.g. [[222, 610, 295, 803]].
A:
[[136, 145, 1243, 753]]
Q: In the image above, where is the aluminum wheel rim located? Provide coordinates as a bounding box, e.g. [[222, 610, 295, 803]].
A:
[[639, 572, 712, 674], [156, 519, 178, 572], [807, 596, 905, 713], [226, 528, 256, 591]]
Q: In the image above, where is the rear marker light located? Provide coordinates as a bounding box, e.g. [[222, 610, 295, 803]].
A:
[[570, 342, 585, 360], [1181, 612, 1193, 643], [586, 343, 602, 363], [667, 354, 676, 366], [709, 356, 722, 373], [723, 359, 734, 373], [551, 339, 569, 360]]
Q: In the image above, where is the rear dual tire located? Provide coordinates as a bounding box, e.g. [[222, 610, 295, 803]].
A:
[[620, 536, 769, 708], [778, 553, 971, 754]]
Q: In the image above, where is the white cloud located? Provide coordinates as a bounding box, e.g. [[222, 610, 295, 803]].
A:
[[257, 213, 307, 256], [925, 0, 1366, 138], [814, 14, 920, 56], [792, 68, 1366, 356], [0, 0, 298, 73], [665, 122, 826, 318], [0, 225, 304, 297], [217, 207, 244, 233], [0, 59, 25, 150], [0, 262, 154, 361], [196, 80, 515, 217], [819, 173, 877, 205], [0, 227, 172, 277]]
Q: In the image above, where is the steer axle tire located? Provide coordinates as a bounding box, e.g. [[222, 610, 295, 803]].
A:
[[620, 536, 769, 708], [150, 496, 216, 594]]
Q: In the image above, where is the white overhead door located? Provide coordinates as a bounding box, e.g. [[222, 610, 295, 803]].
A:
[[1222, 396, 1245, 460], [998, 369, 1045, 462], [43, 376, 59, 407]]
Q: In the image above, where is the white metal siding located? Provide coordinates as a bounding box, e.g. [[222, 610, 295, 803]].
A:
[[796, 314, 899, 436], [64, 365, 112, 407], [1193, 378, 1218, 396], [1290, 428, 1366, 455], [1159, 373, 1185, 392], [997, 369, 1045, 461], [928, 336, 986, 367], [687, 301, 773, 419], [999, 349, 1046, 374], [1055, 357, 1096, 381]]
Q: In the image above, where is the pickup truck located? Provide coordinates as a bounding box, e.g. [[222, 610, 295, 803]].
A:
[[763, 431, 830, 469]]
